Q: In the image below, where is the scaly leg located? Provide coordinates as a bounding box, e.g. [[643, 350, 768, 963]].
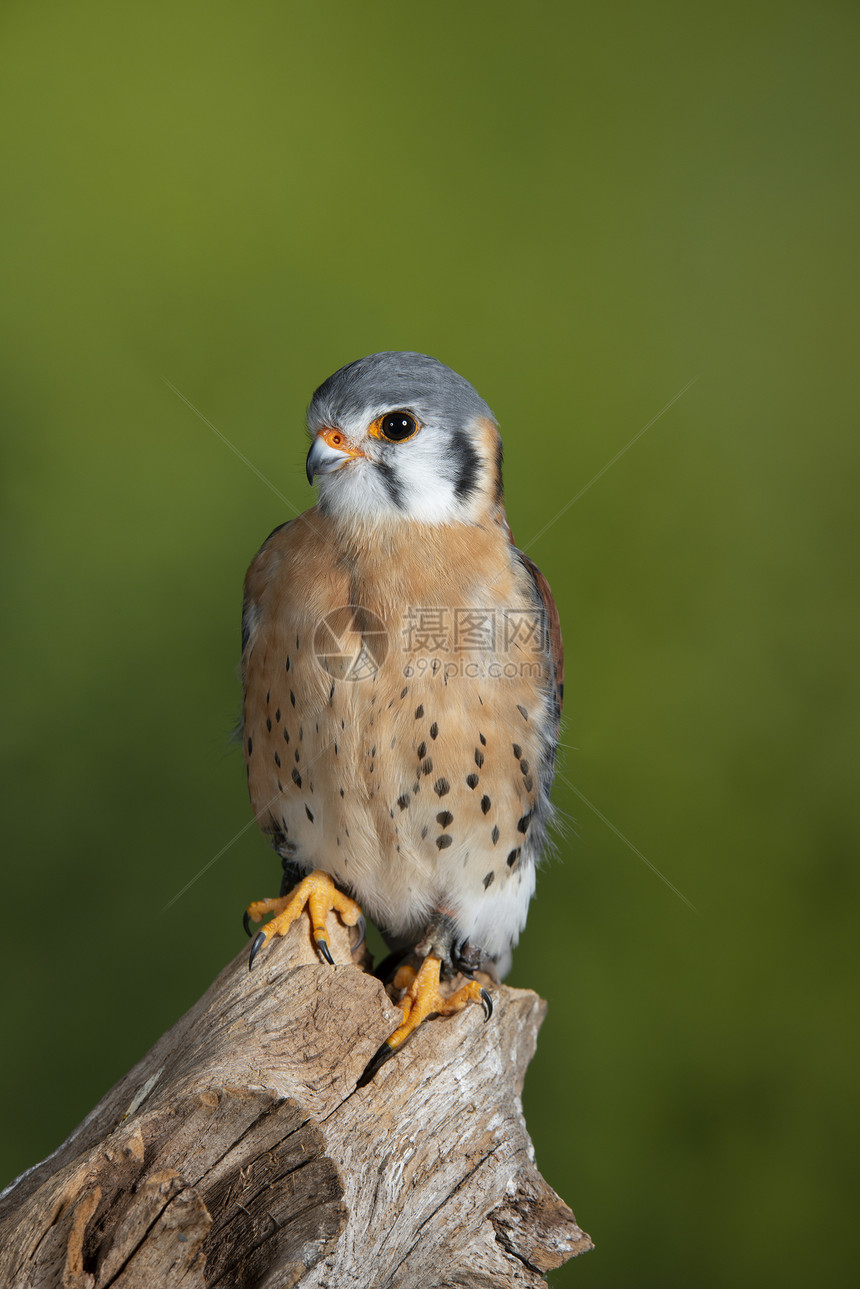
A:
[[358, 953, 492, 1085], [244, 870, 362, 968]]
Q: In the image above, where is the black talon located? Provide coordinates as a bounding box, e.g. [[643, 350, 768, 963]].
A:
[[357, 1040, 397, 1088], [248, 930, 267, 970], [351, 914, 367, 952], [243, 910, 253, 938], [317, 938, 335, 966], [480, 988, 493, 1021]]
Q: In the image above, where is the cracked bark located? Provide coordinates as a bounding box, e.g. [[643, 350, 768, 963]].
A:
[[0, 914, 592, 1288]]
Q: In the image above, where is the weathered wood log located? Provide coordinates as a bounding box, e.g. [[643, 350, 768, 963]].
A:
[[0, 912, 591, 1288]]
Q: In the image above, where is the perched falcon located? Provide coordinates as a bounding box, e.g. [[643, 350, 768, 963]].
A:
[[242, 352, 563, 1067]]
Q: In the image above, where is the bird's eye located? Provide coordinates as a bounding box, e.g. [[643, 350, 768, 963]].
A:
[[371, 410, 419, 443]]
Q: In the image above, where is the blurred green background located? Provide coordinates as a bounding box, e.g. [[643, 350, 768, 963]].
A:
[[1, 1, 857, 1284]]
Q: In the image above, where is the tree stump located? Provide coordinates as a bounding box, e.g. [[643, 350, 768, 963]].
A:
[[0, 913, 591, 1288]]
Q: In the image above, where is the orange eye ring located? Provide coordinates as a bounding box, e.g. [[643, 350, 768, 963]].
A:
[[368, 410, 421, 443]]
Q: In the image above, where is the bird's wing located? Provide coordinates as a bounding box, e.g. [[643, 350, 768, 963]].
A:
[[515, 550, 564, 725], [241, 520, 293, 654]]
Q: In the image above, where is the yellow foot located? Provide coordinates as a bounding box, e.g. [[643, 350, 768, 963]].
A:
[[356, 953, 493, 1087], [244, 870, 362, 968]]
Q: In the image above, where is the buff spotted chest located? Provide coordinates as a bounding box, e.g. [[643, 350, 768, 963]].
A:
[[241, 352, 563, 1076]]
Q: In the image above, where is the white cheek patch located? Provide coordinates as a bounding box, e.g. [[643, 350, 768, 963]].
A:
[[395, 436, 461, 521], [317, 457, 392, 521]]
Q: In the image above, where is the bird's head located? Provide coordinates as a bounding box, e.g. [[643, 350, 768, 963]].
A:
[[305, 352, 505, 526]]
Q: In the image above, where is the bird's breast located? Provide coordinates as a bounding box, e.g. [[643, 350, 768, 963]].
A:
[[242, 511, 554, 957]]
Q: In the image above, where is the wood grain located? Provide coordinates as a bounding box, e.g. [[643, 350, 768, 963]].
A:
[[0, 914, 591, 1287]]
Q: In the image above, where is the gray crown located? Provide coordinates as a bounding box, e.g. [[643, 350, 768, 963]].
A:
[[307, 351, 495, 434]]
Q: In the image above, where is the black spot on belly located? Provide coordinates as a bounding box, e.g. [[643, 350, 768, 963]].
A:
[[401, 686, 408, 699], [434, 777, 450, 797], [415, 704, 424, 719], [436, 811, 453, 827], [517, 704, 528, 721], [481, 795, 491, 815], [292, 768, 302, 788], [474, 748, 484, 768], [340, 787, 345, 798], [421, 757, 434, 776], [491, 825, 500, 845], [417, 742, 427, 759], [512, 743, 522, 760], [430, 722, 438, 739], [305, 805, 314, 823], [483, 871, 494, 889], [466, 773, 479, 789], [518, 811, 532, 834], [274, 750, 281, 768], [275, 708, 281, 723], [295, 749, 300, 763], [397, 794, 410, 811], [479, 732, 487, 746], [421, 825, 428, 839], [299, 726, 304, 741], [437, 834, 453, 849], [523, 773, 534, 792], [520, 759, 530, 774], [285, 656, 290, 671], [283, 728, 290, 743], [507, 848, 521, 867], [266, 717, 272, 732], [290, 690, 296, 707], [247, 736, 253, 755]]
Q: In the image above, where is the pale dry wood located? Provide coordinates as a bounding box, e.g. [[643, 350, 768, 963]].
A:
[[0, 913, 591, 1288]]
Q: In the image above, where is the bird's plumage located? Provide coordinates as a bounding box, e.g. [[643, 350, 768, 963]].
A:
[[242, 352, 562, 979]]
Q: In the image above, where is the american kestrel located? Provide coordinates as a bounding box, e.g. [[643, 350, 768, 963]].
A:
[[242, 352, 563, 1071]]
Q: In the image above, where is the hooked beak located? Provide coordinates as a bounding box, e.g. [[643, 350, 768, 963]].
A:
[[306, 427, 364, 485]]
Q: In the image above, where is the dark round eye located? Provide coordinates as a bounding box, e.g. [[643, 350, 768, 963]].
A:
[[380, 411, 417, 442]]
